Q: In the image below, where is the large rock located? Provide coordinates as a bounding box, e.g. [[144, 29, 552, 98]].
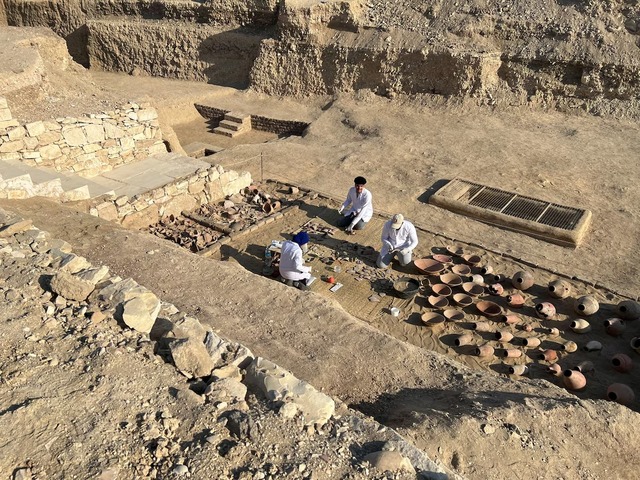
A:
[[121, 296, 156, 333], [59, 253, 92, 274], [75, 265, 110, 284], [99, 278, 162, 328], [362, 451, 415, 474], [121, 205, 159, 230], [205, 377, 247, 403], [169, 338, 214, 378], [245, 357, 335, 426], [162, 194, 198, 218], [0, 218, 33, 238], [50, 271, 95, 301]]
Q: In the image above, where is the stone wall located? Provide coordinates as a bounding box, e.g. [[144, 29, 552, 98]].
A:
[[194, 103, 309, 136], [0, 98, 167, 177], [90, 164, 252, 229]]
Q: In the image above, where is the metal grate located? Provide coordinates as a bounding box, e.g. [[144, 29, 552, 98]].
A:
[[429, 178, 592, 247]]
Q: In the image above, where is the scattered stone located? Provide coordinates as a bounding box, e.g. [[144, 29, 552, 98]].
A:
[[0, 218, 33, 238], [13, 467, 32, 480], [121, 297, 156, 333], [224, 409, 257, 440], [59, 253, 92, 274], [76, 265, 110, 284], [279, 402, 299, 419], [482, 424, 496, 435], [88, 310, 106, 323], [362, 451, 415, 474], [205, 378, 247, 403], [169, 337, 214, 378], [171, 464, 189, 476]]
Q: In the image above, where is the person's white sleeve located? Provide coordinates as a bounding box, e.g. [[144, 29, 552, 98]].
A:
[[294, 250, 310, 273], [404, 224, 419, 252], [381, 222, 393, 249], [341, 189, 352, 212], [349, 193, 369, 227]]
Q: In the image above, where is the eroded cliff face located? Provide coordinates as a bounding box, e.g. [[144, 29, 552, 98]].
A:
[[5, 0, 640, 110]]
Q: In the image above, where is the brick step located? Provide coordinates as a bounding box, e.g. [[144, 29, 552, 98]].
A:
[[223, 112, 251, 125], [218, 119, 249, 132], [213, 126, 246, 138]]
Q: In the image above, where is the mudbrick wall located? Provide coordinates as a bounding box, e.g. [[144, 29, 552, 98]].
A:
[[0, 98, 166, 177], [194, 104, 309, 136], [89, 165, 252, 229]]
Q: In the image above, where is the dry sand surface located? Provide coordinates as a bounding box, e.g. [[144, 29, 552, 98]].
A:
[[2, 41, 640, 480]]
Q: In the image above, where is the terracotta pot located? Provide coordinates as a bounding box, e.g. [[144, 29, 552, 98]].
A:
[[507, 294, 525, 308], [452, 264, 472, 276], [476, 300, 502, 317], [630, 337, 640, 354], [462, 254, 482, 266], [584, 340, 602, 352], [547, 363, 562, 375], [475, 344, 495, 357], [535, 302, 556, 320], [502, 314, 520, 325], [616, 300, 640, 320], [453, 293, 473, 307], [612, 353, 633, 373], [480, 265, 494, 275], [522, 337, 541, 348], [604, 318, 625, 337], [574, 295, 599, 316], [561, 341, 578, 353], [509, 364, 528, 376], [444, 309, 465, 321], [414, 258, 445, 274], [495, 330, 514, 343], [548, 279, 572, 299], [431, 283, 453, 297], [470, 274, 484, 285], [607, 383, 635, 406], [563, 369, 586, 390], [432, 254, 453, 264], [421, 312, 446, 328], [574, 361, 594, 374], [454, 334, 474, 346], [521, 324, 533, 332], [471, 321, 493, 333], [545, 327, 560, 336], [462, 282, 484, 296], [487, 283, 504, 296], [440, 273, 463, 287], [538, 349, 558, 362], [501, 348, 522, 358], [428, 295, 449, 309], [446, 245, 464, 256], [491, 274, 506, 283], [570, 319, 592, 333], [511, 271, 534, 291]]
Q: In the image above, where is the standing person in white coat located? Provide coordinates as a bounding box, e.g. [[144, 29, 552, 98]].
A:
[[279, 231, 314, 290], [337, 176, 373, 234], [376, 214, 419, 268]]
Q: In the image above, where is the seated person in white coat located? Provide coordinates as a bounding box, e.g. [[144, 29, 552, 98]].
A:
[[279, 231, 313, 289], [337, 176, 373, 234], [376, 214, 419, 268]]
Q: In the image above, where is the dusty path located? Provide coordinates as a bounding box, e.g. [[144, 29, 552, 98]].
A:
[[3, 198, 639, 480]]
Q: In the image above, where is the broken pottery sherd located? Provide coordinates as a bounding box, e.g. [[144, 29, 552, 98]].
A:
[[574, 361, 594, 374], [584, 340, 602, 352], [462, 254, 482, 266], [487, 283, 504, 295]]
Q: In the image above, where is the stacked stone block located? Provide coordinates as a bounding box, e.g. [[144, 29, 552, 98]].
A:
[[90, 164, 252, 229], [0, 98, 167, 177]]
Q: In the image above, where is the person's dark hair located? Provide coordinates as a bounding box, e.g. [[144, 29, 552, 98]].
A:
[[354, 176, 367, 185]]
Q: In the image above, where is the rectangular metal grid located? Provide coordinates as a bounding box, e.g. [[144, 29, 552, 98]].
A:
[[434, 179, 587, 232]]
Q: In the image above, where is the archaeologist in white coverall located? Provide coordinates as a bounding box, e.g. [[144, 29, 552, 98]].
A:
[[279, 231, 314, 290], [337, 176, 373, 234], [376, 214, 419, 268]]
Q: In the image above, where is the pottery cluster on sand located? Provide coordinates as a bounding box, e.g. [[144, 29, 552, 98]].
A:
[[411, 246, 640, 408]]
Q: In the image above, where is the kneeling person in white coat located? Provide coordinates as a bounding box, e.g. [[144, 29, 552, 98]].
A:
[[279, 231, 313, 289], [376, 214, 418, 268]]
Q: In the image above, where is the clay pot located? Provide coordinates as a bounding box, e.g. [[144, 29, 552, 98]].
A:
[[471, 321, 493, 333], [535, 302, 556, 320], [462, 254, 482, 266], [421, 312, 446, 328], [507, 294, 525, 308], [509, 364, 528, 376], [522, 337, 541, 348], [604, 318, 626, 337], [616, 300, 640, 320], [574, 295, 599, 316], [491, 274, 506, 283], [521, 324, 533, 332], [502, 314, 520, 325], [454, 334, 474, 346], [538, 349, 558, 362], [511, 271, 534, 291], [630, 337, 640, 354], [584, 340, 602, 352], [570, 319, 592, 333], [476, 300, 502, 317], [452, 264, 472, 276], [414, 258, 445, 274], [574, 361, 594, 374], [561, 341, 578, 353], [495, 330, 514, 343], [462, 282, 484, 296], [431, 283, 453, 297], [440, 273, 463, 287], [453, 293, 473, 307], [428, 295, 449, 309], [548, 279, 571, 299], [475, 344, 495, 357], [469, 273, 484, 284], [547, 363, 562, 375], [563, 369, 586, 391], [446, 245, 464, 256], [432, 254, 453, 264], [444, 309, 465, 321], [480, 265, 494, 275], [612, 353, 633, 373], [501, 348, 522, 358], [487, 283, 504, 295], [607, 383, 635, 406], [545, 327, 560, 336], [262, 200, 281, 214]]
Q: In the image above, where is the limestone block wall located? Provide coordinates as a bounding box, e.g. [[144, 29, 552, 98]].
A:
[[0, 98, 167, 177], [194, 104, 309, 136], [90, 164, 252, 229]]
